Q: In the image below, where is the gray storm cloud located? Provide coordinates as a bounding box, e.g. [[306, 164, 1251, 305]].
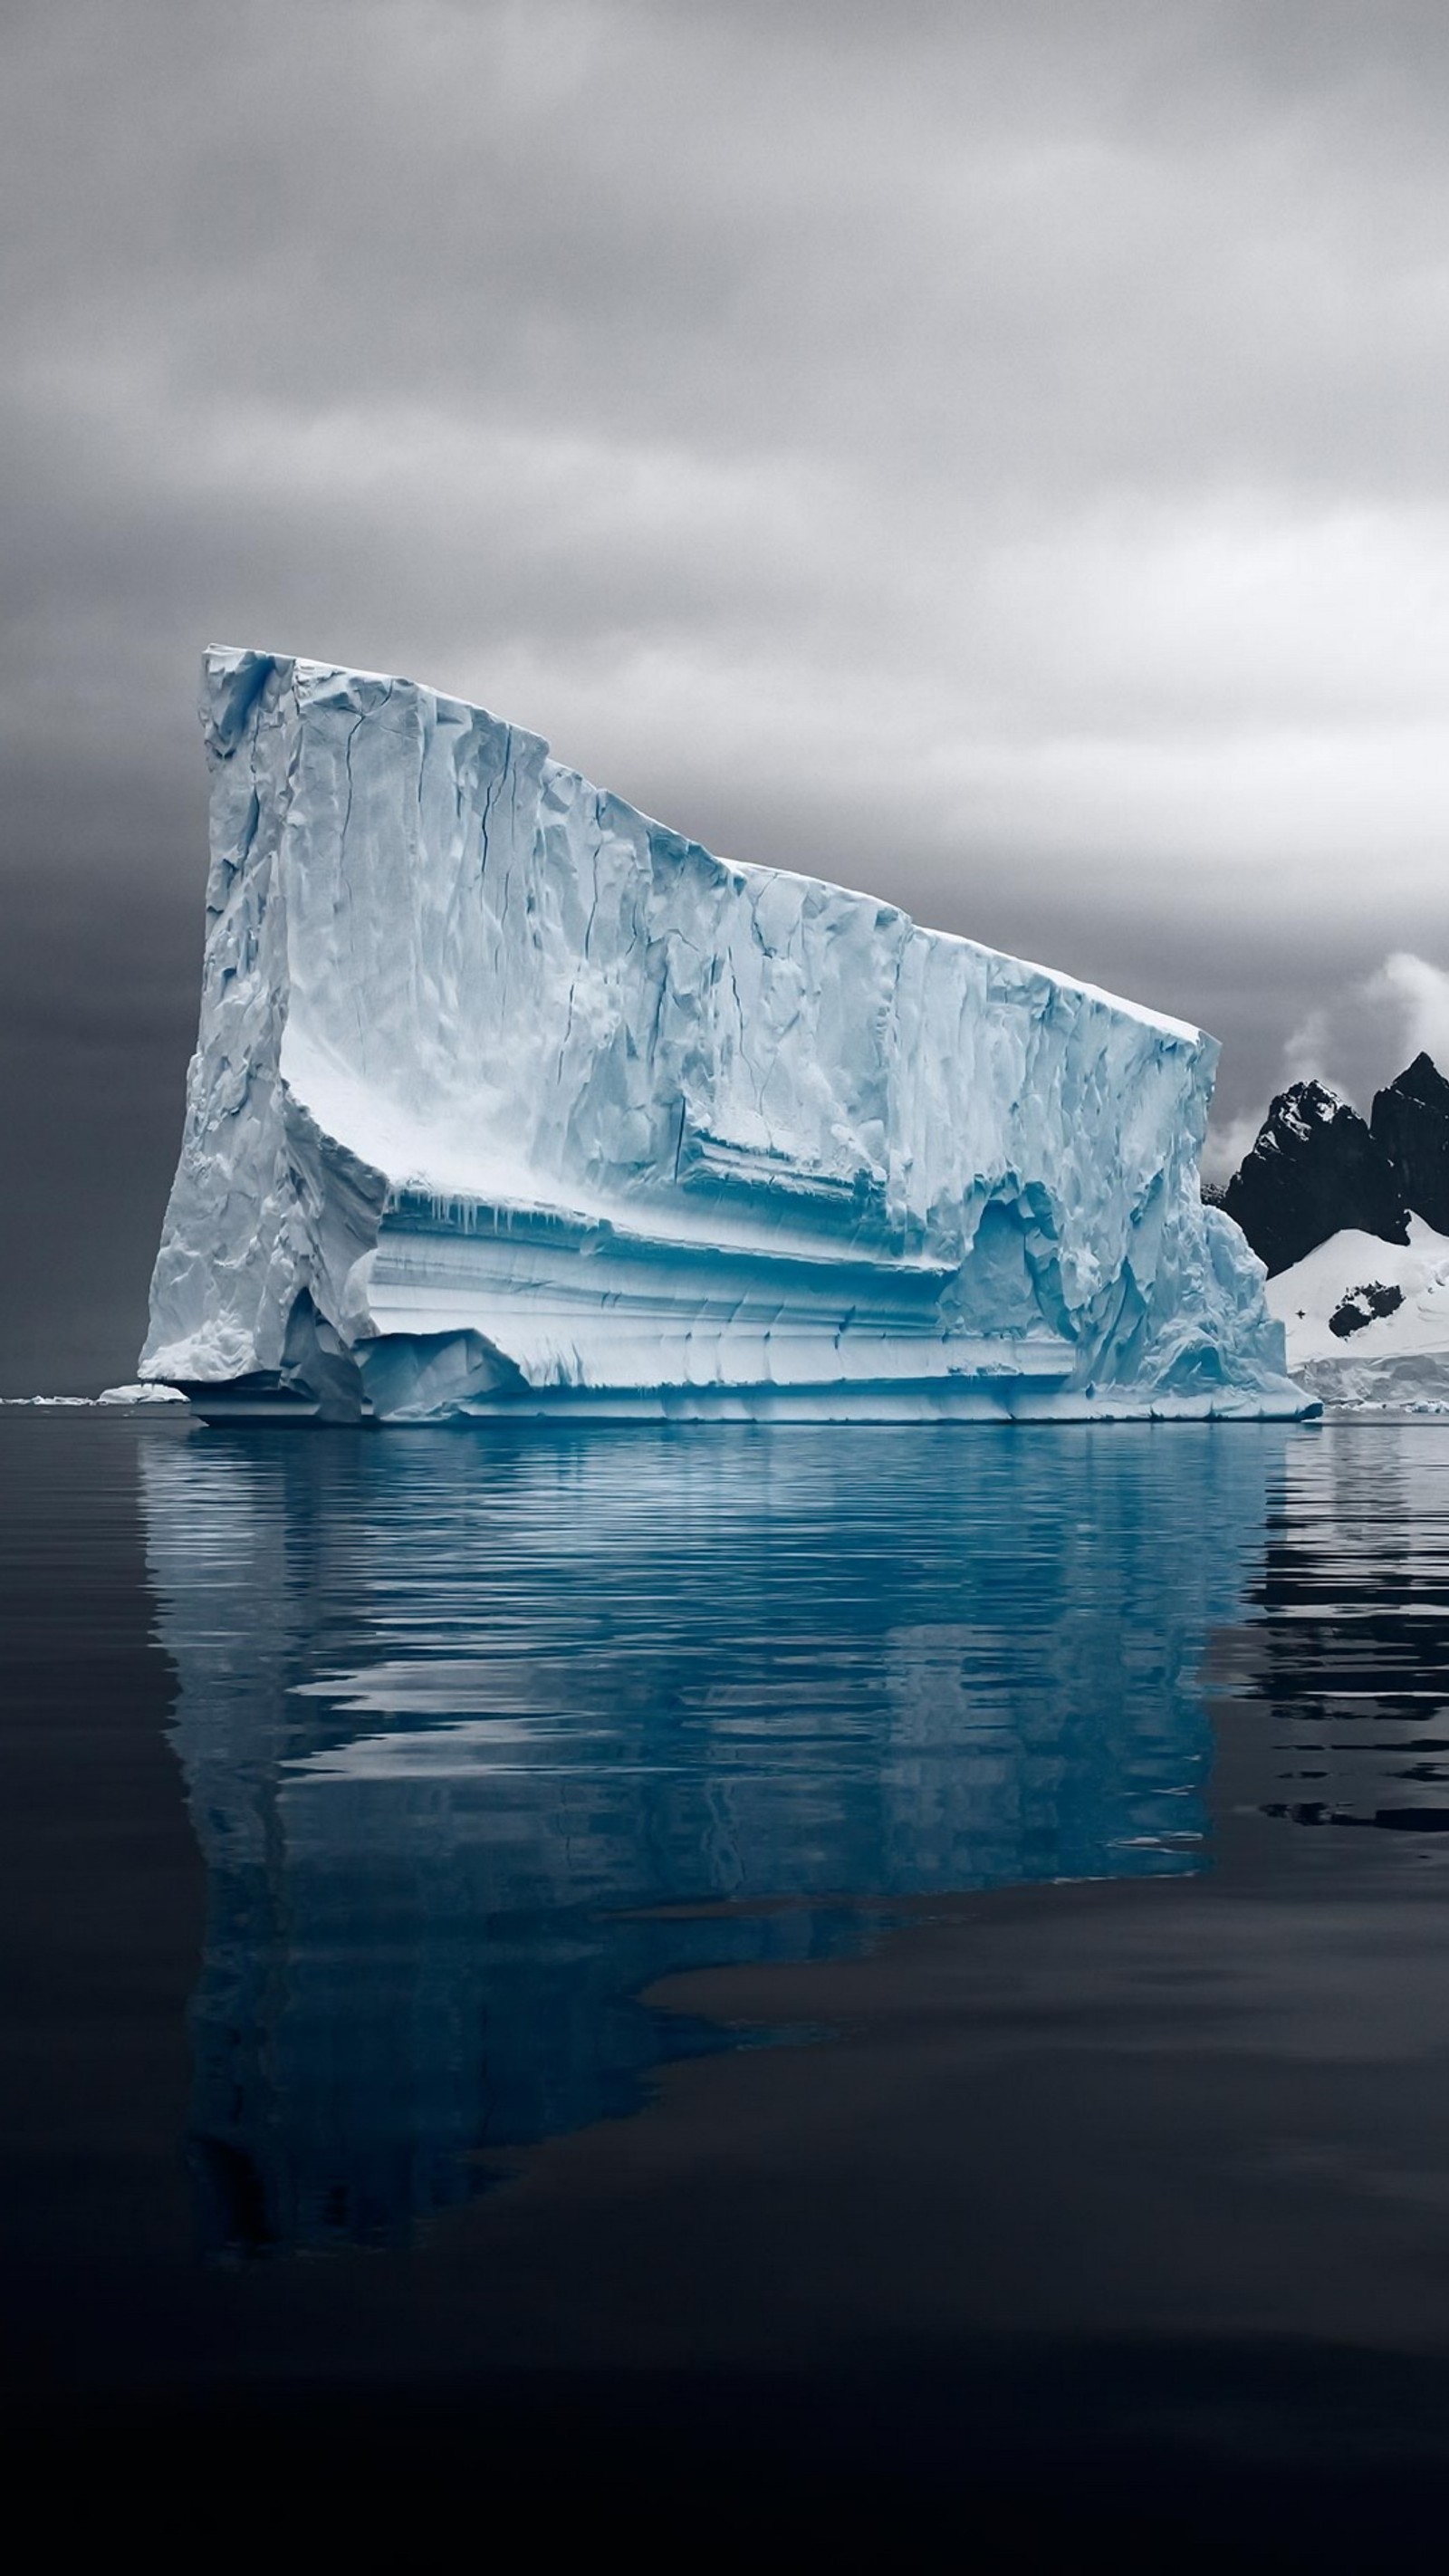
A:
[[3, 0, 1449, 1382]]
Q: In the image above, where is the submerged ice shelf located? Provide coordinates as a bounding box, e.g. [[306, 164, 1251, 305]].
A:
[[141, 649, 1307, 1423]]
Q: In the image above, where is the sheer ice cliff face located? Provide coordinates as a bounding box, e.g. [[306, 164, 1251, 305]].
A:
[[140, 649, 1306, 1422]]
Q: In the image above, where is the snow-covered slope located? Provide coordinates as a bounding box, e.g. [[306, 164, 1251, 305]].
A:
[[140, 649, 1305, 1422], [1268, 1219, 1449, 1406]]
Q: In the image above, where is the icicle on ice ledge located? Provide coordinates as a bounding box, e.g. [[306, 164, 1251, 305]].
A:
[[139, 649, 1310, 1423]]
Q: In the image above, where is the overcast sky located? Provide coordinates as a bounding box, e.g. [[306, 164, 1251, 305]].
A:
[[5, 0, 1449, 1386]]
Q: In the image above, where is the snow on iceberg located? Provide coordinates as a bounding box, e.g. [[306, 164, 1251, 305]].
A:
[[140, 649, 1308, 1423], [97, 1381, 189, 1407]]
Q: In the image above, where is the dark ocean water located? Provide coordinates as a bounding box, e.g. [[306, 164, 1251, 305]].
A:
[[5, 1410, 1449, 2556]]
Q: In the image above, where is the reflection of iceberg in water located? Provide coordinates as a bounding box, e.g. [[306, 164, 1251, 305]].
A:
[[142, 1426, 1281, 2252]]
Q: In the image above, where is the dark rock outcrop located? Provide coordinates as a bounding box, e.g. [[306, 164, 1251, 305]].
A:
[[1328, 1280, 1405, 1339], [1222, 1080, 1409, 1276], [1371, 1052, 1449, 1233]]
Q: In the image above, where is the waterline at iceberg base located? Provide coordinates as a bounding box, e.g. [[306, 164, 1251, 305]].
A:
[[141, 649, 1308, 1424]]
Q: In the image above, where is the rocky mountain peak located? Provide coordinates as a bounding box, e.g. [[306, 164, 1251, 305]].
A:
[[1381, 1050, 1449, 1110], [1370, 1053, 1449, 1235], [1222, 1080, 1408, 1276]]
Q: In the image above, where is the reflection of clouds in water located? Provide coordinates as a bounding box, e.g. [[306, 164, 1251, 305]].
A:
[[141, 1426, 1282, 2253]]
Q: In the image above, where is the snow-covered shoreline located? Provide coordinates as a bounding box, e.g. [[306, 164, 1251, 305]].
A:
[[1268, 1217, 1449, 1406]]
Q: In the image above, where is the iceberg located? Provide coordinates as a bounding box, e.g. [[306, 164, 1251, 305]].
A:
[[140, 649, 1307, 1423], [97, 1380, 189, 1408]]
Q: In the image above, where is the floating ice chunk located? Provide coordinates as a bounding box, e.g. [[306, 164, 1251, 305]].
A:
[[0, 1395, 93, 1408], [140, 649, 1309, 1423], [97, 1381, 189, 1406], [0, 1385, 187, 1408]]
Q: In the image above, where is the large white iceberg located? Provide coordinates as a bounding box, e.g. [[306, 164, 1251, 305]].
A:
[[141, 649, 1306, 1422]]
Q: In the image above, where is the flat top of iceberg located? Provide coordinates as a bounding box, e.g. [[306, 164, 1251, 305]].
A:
[[214, 648, 1204, 1053]]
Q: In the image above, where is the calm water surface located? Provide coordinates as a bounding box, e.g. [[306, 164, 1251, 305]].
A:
[[5, 1411, 1449, 2550]]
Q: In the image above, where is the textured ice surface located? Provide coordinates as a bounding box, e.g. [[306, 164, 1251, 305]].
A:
[[97, 1381, 188, 1406], [141, 650, 1306, 1422]]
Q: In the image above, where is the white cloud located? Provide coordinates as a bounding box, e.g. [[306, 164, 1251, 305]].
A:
[[1205, 947, 1449, 1178], [1364, 950, 1449, 1072], [1201, 1109, 1268, 1184], [1280, 1006, 1348, 1092]]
